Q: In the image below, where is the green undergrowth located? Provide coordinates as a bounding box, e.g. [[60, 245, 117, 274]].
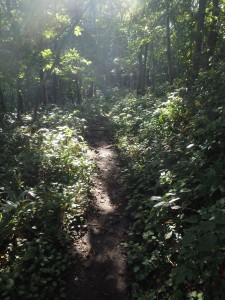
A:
[[80, 87, 126, 122], [109, 87, 225, 299], [0, 106, 94, 299]]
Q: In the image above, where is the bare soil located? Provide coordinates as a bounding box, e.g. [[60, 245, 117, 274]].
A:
[[66, 117, 130, 300]]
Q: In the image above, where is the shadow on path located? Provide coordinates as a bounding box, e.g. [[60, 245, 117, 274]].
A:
[[66, 117, 130, 300]]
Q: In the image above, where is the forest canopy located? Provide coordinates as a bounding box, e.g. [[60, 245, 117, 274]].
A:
[[0, 0, 223, 119]]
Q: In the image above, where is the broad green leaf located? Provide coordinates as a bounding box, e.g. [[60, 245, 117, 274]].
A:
[[165, 231, 173, 240]]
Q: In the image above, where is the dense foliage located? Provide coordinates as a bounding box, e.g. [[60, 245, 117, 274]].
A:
[[1, 0, 225, 299], [109, 82, 225, 299], [0, 107, 93, 299]]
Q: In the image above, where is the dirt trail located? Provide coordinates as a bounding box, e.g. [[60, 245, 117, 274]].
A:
[[67, 118, 130, 300]]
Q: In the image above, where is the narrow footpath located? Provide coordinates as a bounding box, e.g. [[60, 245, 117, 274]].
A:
[[67, 117, 130, 300]]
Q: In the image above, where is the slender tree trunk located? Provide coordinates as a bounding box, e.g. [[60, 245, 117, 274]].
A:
[[105, 59, 110, 86], [17, 79, 25, 120], [0, 87, 6, 113], [130, 73, 134, 90], [87, 82, 94, 97], [142, 43, 148, 93], [17, 90, 24, 118], [150, 41, 156, 92], [146, 68, 150, 87], [10, 86, 15, 112], [192, 0, 208, 76], [166, 0, 174, 85], [52, 73, 57, 104], [75, 75, 82, 105], [71, 83, 75, 105], [39, 69, 48, 106], [137, 49, 143, 95], [58, 80, 65, 106], [0, 87, 6, 125], [206, 0, 219, 67], [137, 43, 148, 95]]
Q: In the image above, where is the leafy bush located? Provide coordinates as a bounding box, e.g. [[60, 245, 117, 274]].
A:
[[110, 90, 225, 299], [0, 107, 94, 299]]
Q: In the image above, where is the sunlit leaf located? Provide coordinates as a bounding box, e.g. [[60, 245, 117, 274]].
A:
[[165, 231, 173, 240], [74, 26, 82, 37]]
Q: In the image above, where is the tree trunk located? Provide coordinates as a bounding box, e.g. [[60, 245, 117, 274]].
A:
[[10, 86, 15, 112], [17, 79, 25, 120], [137, 50, 143, 95], [129, 73, 134, 90], [87, 82, 94, 98], [206, 0, 219, 67], [52, 73, 57, 104], [137, 44, 148, 96], [192, 0, 208, 76], [142, 43, 148, 93], [150, 41, 156, 92], [58, 80, 65, 106], [39, 69, 48, 106], [75, 75, 82, 105], [0, 87, 6, 113], [0, 87, 6, 125], [105, 59, 109, 86], [17, 91, 25, 120], [166, 0, 174, 85]]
